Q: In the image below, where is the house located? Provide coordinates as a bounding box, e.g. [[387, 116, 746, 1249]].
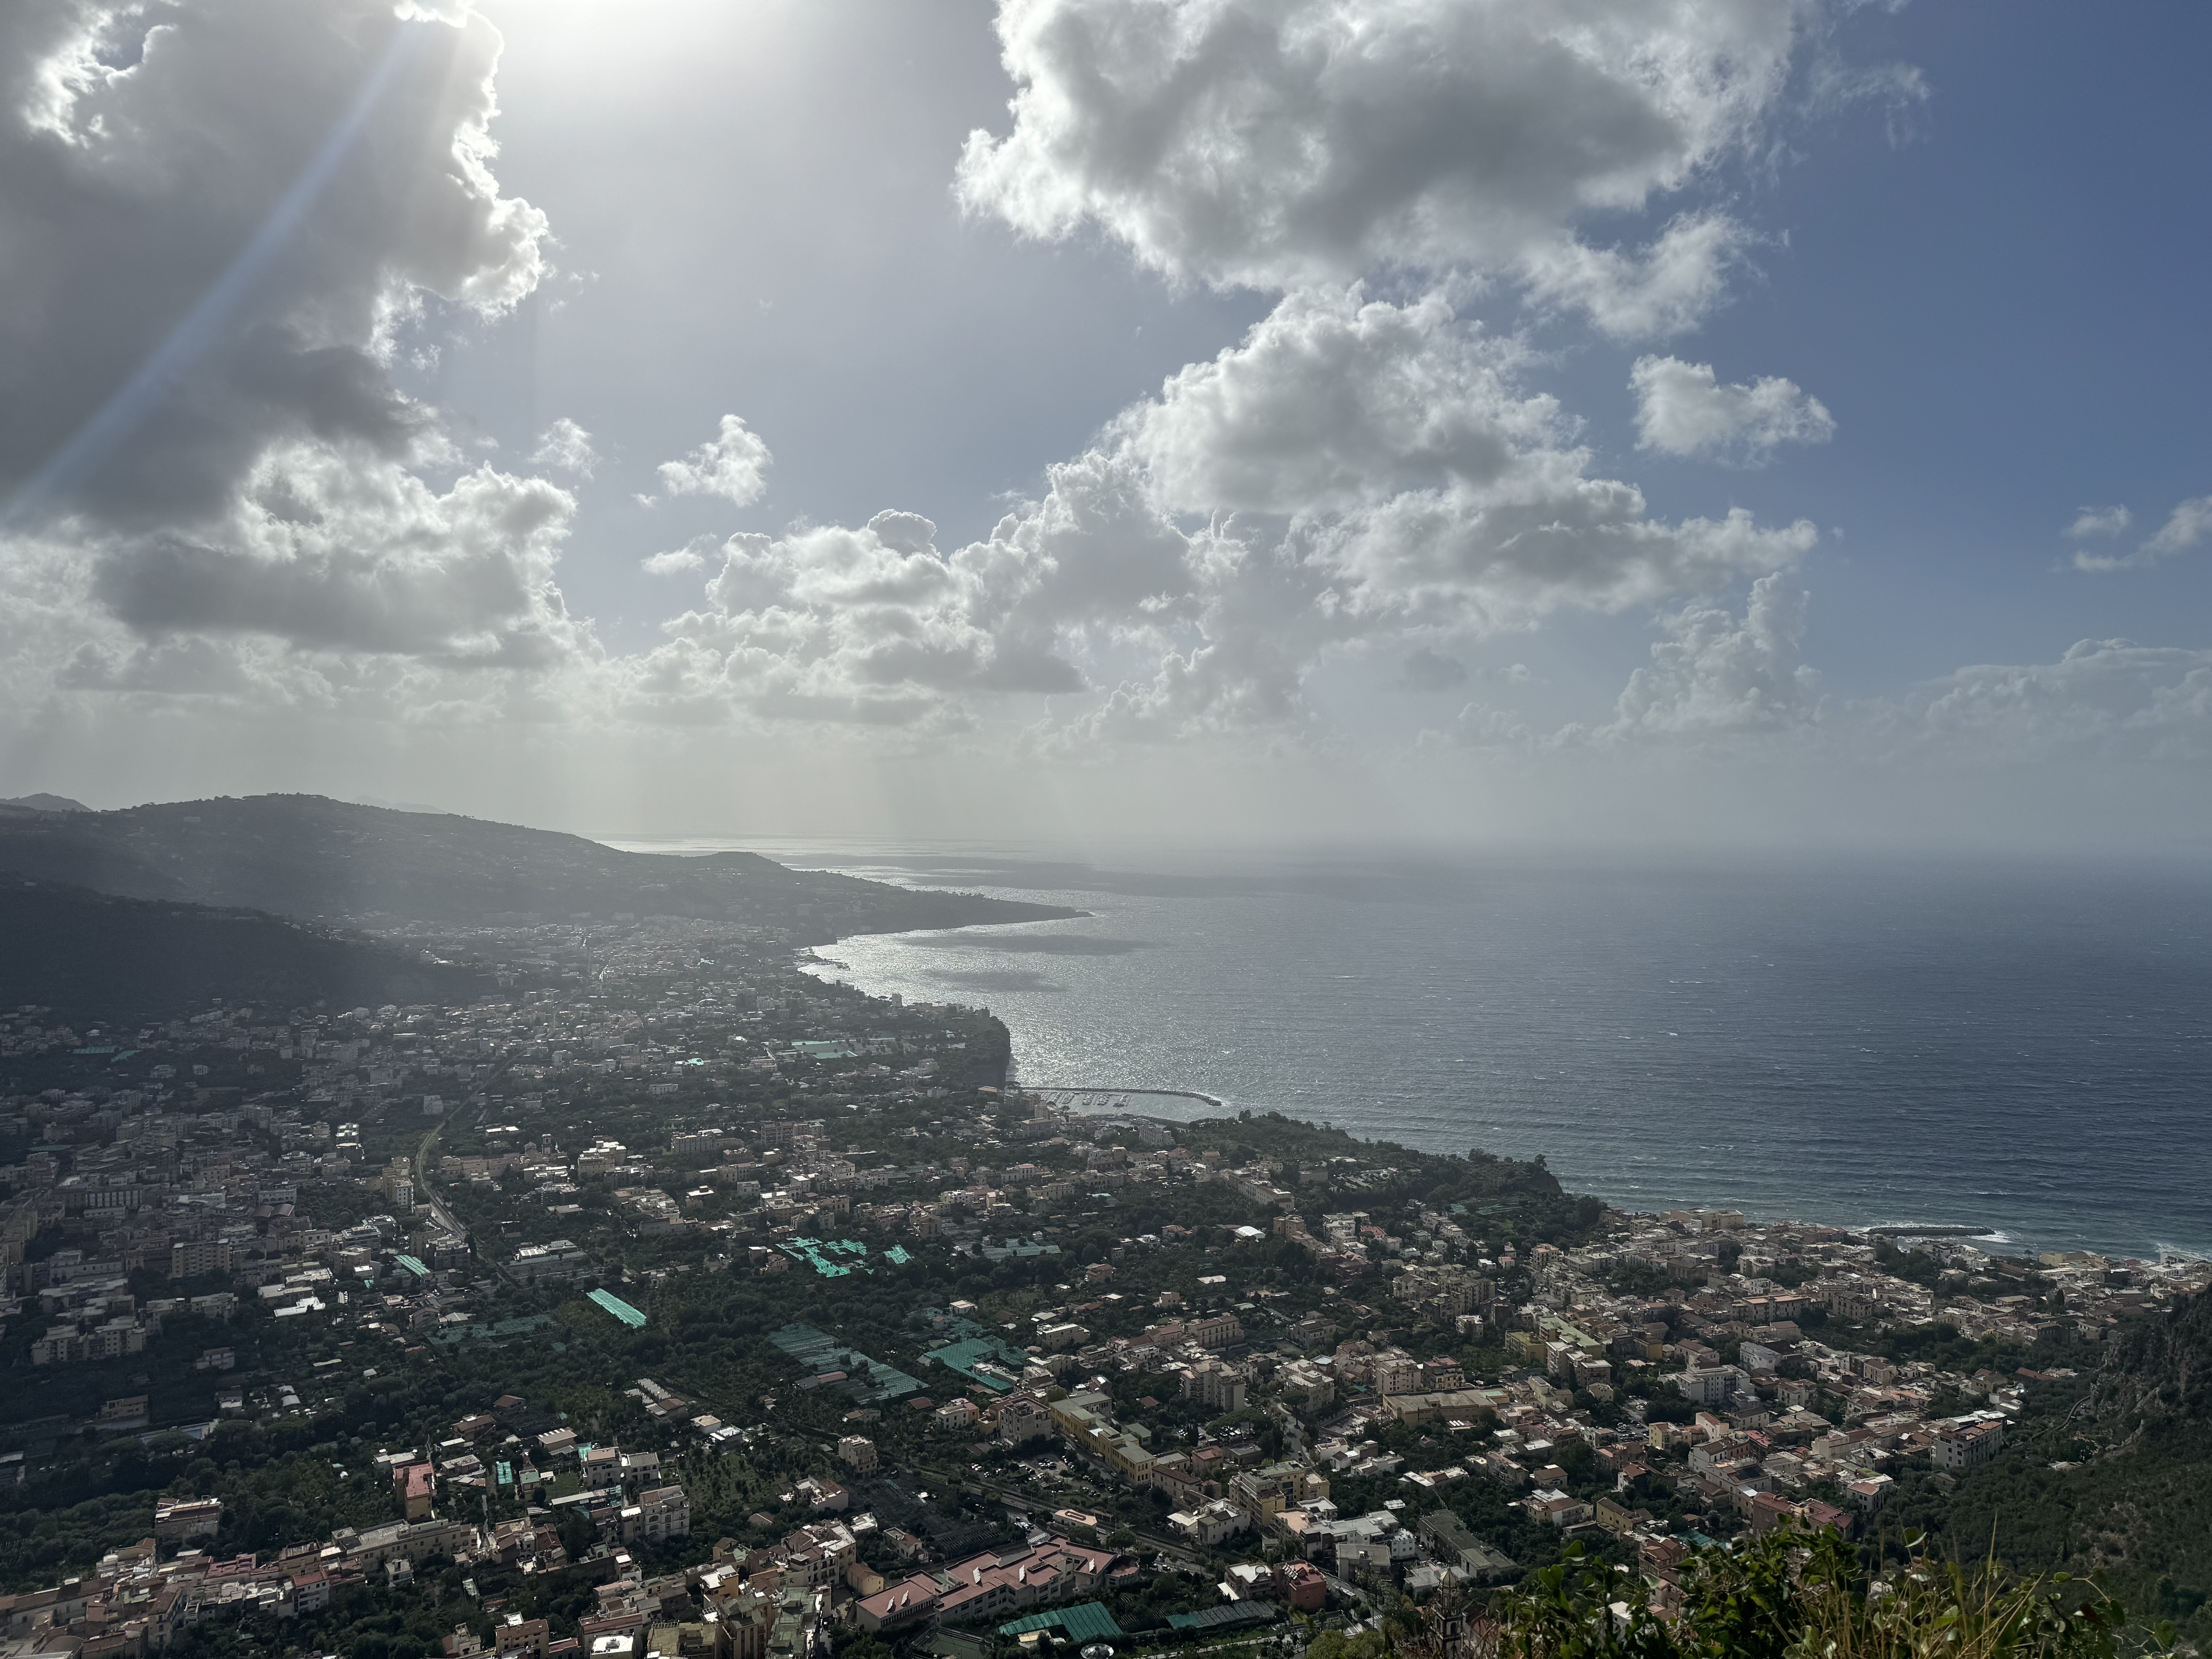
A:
[[1523, 1491, 1592, 1528], [399, 1464, 436, 1522], [622, 1486, 690, 1546], [1271, 1561, 1328, 1612], [838, 1436, 879, 1473], [154, 1496, 224, 1540], [1930, 1418, 2006, 1470], [996, 1395, 1052, 1446], [1168, 1500, 1250, 1548], [496, 1614, 551, 1658], [795, 1476, 848, 1513]]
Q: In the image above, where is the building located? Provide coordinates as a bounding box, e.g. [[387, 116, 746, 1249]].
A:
[[838, 1436, 879, 1474], [1673, 1364, 1748, 1407], [1272, 1561, 1328, 1612], [509, 1240, 590, 1285], [153, 1496, 223, 1540], [495, 1615, 551, 1659], [1181, 1359, 1247, 1413], [1186, 1313, 1243, 1350], [169, 1240, 234, 1279], [1416, 1510, 1516, 1581], [622, 1486, 690, 1545], [853, 1536, 1119, 1634], [996, 1395, 1053, 1446], [1930, 1418, 2006, 1470], [1168, 1500, 1251, 1548], [1524, 1491, 1593, 1528]]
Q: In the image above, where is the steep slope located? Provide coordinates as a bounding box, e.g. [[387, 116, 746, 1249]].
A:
[[0, 879, 492, 1026], [1910, 1290, 2212, 1643], [0, 795, 1077, 936]]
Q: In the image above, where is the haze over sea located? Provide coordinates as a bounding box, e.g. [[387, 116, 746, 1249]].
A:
[[622, 842, 2212, 1261]]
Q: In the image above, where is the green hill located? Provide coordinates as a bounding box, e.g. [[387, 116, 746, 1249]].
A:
[[0, 793, 1076, 937], [0, 879, 493, 1026]]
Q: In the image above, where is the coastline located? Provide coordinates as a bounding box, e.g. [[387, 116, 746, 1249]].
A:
[[793, 855, 2212, 1265]]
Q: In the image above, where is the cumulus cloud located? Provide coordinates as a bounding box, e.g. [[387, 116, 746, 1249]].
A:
[[1430, 589, 2212, 771], [957, 0, 1805, 332], [1521, 213, 1759, 342], [0, 0, 544, 530], [0, 0, 605, 699], [1128, 288, 1816, 625], [922, 0, 1846, 745], [656, 414, 773, 505], [529, 418, 599, 477], [1630, 356, 1836, 462], [2066, 505, 2130, 541], [611, 287, 1818, 741], [2071, 494, 2212, 574], [1607, 572, 1816, 733], [1439, 573, 1815, 750], [1906, 639, 2212, 758], [630, 506, 1090, 728], [641, 541, 713, 577], [85, 446, 586, 665]]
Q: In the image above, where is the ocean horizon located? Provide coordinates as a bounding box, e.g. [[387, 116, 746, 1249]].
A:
[[613, 839, 2212, 1262]]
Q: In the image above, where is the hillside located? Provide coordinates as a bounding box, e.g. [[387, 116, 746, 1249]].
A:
[[0, 879, 493, 1026], [1902, 1289, 2212, 1644], [0, 794, 1077, 937]]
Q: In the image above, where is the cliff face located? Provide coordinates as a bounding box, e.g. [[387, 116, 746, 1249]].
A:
[[2084, 1289, 2212, 1430]]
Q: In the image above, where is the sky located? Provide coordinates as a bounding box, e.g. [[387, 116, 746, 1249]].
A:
[[2, 0, 2209, 853]]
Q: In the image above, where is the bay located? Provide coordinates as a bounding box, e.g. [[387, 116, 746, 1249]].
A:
[[623, 841, 2212, 1260]]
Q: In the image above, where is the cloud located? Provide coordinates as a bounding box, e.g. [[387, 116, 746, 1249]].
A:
[[657, 414, 773, 505], [1521, 212, 1759, 342], [641, 541, 713, 577], [1440, 572, 1816, 749], [2065, 505, 2130, 541], [629, 507, 1090, 728], [614, 287, 1817, 742], [0, 0, 545, 531], [1429, 585, 2212, 772], [1906, 638, 2212, 758], [529, 418, 599, 477], [957, 0, 1807, 333], [1606, 571, 1817, 734], [1127, 288, 1817, 624], [0, 0, 610, 694], [84, 446, 586, 665], [1401, 648, 1468, 692], [2071, 494, 2212, 574], [1630, 356, 1836, 461]]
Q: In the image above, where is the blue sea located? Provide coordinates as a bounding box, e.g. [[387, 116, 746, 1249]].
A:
[[641, 843, 2212, 1261]]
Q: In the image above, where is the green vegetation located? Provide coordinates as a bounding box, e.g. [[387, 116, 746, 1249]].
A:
[[0, 879, 491, 1026], [1495, 1529, 2175, 1659]]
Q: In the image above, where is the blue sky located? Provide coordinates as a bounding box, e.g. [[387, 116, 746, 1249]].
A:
[[2, 0, 2208, 847]]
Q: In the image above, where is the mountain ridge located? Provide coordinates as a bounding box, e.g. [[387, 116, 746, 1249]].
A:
[[0, 793, 1079, 938]]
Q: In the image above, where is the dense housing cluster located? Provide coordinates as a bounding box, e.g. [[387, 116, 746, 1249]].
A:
[[0, 910, 2203, 1659]]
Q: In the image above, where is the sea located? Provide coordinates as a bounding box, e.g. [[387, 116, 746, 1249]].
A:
[[618, 842, 2212, 1261]]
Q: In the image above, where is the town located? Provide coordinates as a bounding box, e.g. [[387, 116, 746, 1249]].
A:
[[0, 915, 2205, 1659]]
